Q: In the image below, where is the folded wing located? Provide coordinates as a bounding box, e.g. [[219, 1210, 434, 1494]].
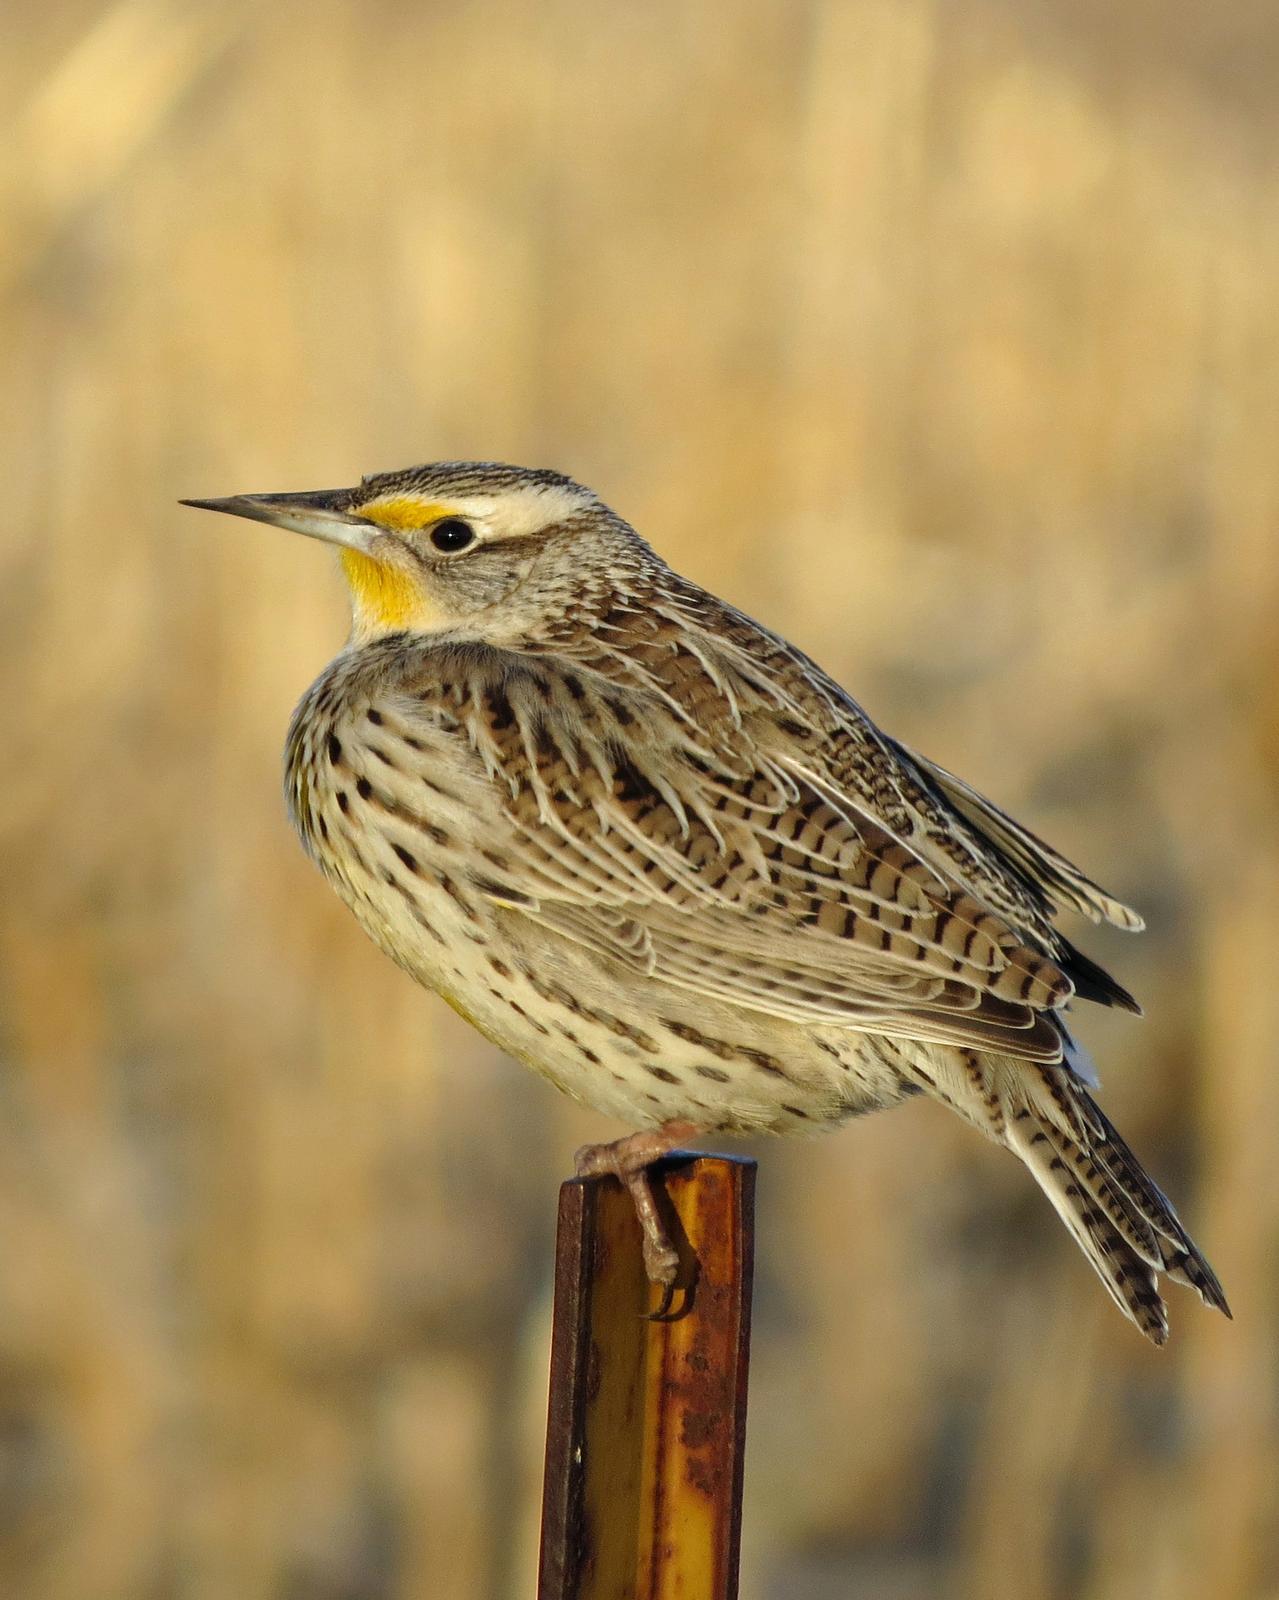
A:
[[450, 660, 1089, 1067]]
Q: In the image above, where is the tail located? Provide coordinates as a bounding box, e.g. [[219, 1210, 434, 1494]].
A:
[[1005, 1077, 1230, 1343], [916, 1050, 1231, 1343]]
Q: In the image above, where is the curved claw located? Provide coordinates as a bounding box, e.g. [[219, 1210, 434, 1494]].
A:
[[644, 1281, 680, 1322]]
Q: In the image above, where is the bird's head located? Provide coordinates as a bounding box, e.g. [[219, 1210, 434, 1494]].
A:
[[183, 461, 638, 644]]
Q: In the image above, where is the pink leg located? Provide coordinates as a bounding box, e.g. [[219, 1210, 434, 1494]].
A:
[[574, 1121, 702, 1289]]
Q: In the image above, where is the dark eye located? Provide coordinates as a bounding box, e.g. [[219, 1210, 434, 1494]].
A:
[[429, 518, 476, 553]]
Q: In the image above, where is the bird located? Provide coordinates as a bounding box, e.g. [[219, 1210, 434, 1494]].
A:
[[183, 461, 1229, 1343]]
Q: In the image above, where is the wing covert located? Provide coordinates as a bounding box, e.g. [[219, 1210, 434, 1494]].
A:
[[446, 657, 1078, 1065]]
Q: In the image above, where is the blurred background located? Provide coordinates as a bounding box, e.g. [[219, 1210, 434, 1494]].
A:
[[2, 1, 1277, 1596]]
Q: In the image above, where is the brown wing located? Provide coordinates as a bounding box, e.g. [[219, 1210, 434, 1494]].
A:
[[885, 738, 1145, 931], [436, 655, 1077, 1064]]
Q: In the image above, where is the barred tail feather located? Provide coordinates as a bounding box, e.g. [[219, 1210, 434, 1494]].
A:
[[910, 1048, 1230, 1343], [1075, 1098, 1231, 1316], [1006, 1104, 1169, 1342], [1004, 1082, 1231, 1345]]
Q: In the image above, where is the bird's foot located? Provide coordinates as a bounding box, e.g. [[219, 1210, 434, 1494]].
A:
[[574, 1121, 702, 1308]]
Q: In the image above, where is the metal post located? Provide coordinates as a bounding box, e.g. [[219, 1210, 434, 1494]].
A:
[[538, 1154, 756, 1600]]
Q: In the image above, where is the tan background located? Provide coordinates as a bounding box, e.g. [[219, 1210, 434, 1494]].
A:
[[2, 1, 1277, 1596]]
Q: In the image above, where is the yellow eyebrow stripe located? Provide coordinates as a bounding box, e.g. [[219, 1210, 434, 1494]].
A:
[[356, 497, 457, 531]]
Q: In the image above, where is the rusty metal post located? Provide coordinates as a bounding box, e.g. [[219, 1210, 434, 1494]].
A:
[[538, 1153, 756, 1600]]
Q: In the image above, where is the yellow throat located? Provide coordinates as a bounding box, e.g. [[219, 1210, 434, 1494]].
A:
[[339, 548, 430, 634], [338, 500, 457, 634]]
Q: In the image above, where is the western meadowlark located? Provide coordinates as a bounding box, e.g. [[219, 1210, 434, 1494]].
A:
[[184, 462, 1228, 1342]]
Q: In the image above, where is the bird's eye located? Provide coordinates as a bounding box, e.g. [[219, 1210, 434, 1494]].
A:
[[429, 518, 476, 553]]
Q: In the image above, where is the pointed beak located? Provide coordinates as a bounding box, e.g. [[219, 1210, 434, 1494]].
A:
[[179, 489, 376, 552]]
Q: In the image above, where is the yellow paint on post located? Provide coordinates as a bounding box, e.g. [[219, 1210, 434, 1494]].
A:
[[539, 1156, 755, 1600], [634, 1165, 749, 1598]]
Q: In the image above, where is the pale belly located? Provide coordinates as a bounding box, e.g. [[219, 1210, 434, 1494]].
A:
[[327, 847, 912, 1132], [289, 685, 916, 1134]]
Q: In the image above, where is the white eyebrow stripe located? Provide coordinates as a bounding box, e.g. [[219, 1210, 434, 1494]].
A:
[[359, 482, 593, 540]]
